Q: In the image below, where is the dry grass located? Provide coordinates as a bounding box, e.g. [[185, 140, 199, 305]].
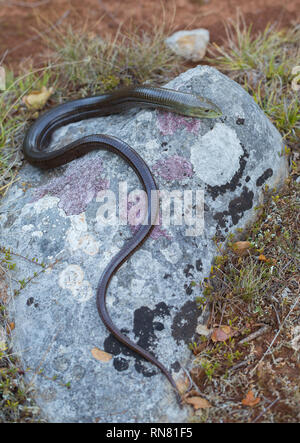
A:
[[206, 16, 300, 148]]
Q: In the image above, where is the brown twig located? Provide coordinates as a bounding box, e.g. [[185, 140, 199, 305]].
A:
[[228, 358, 252, 372], [251, 293, 300, 375], [252, 397, 280, 423], [238, 325, 271, 345], [272, 302, 281, 328]]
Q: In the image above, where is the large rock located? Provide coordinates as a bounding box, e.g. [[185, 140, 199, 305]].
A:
[[0, 66, 287, 423]]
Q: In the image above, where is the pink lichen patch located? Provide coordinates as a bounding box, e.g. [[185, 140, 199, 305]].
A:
[[157, 111, 201, 136], [152, 155, 194, 181], [34, 156, 109, 216], [150, 225, 172, 240]]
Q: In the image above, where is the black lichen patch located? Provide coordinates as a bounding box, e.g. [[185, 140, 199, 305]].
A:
[[153, 322, 164, 331], [26, 297, 35, 306], [245, 175, 251, 183], [171, 300, 200, 345], [171, 361, 181, 373], [213, 186, 254, 228], [113, 357, 129, 372], [207, 143, 249, 200], [184, 283, 194, 295], [103, 302, 171, 377], [195, 259, 203, 272], [183, 264, 194, 278], [256, 168, 273, 187], [236, 118, 245, 125]]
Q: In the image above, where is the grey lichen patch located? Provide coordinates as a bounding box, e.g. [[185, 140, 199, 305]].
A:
[[0, 65, 288, 423]]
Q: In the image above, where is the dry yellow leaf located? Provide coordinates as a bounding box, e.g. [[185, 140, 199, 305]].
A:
[[176, 376, 190, 395], [185, 396, 211, 409], [242, 390, 260, 407], [91, 347, 112, 362], [258, 254, 267, 262], [6, 322, 15, 334], [23, 86, 54, 110], [232, 241, 251, 256], [211, 325, 235, 342]]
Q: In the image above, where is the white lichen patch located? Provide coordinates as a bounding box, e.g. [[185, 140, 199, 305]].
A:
[[132, 250, 161, 277], [136, 110, 153, 123], [161, 243, 183, 265], [66, 213, 100, 256], [190, 123, 243, 186], [31, 231, 43, 238], [58, 264, 93, 303], [23, 195, 62, 215], [130, 278, 146, 294], [22, 224, 34, 232], [102, 245, 121, 268]]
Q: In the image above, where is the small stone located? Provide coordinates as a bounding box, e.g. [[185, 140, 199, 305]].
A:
[[165, 29, 210, 61], [196, 324, 211, 337]]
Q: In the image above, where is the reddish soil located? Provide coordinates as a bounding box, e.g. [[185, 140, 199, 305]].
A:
[[1, 0, 300, 72]]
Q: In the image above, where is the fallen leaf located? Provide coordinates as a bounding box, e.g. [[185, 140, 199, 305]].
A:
[[185, 396, 211, 409], [258, 254, 267, 262], [23, 86, 54, 110], [0, 66, 5, 91], [211, 325, 235, 342], [6, 322, 15, 334], [91, 347, 112, 362], [176, 376, 190, 395], [242, 390, 260, 407], [232, 241, 251, 256]]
